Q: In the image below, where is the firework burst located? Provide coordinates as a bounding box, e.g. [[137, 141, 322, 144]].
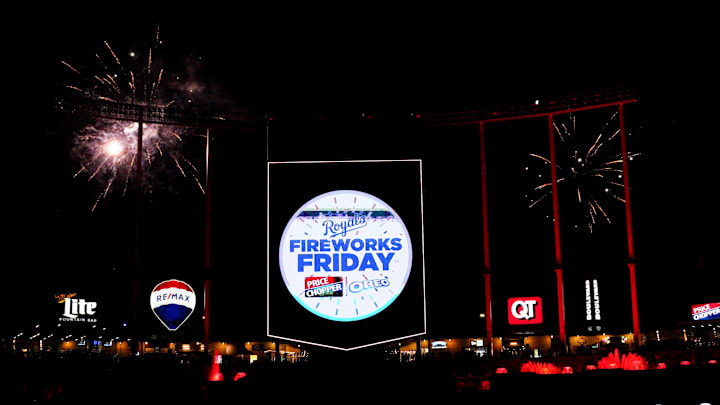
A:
[[61, 26, 206, 211], [526, 111, 640, 232]]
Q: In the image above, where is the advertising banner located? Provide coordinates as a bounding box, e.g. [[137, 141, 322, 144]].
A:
[[150, 279, 197, 331], [279, 190, 413, 322], [55, 292, 99, 324], [507, 297, 543, 325], [692, 302, 720, 321], [268, 160, 425, 350]]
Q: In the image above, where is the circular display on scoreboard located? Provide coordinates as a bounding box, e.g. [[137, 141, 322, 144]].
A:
[[278, 190, 413, 322]]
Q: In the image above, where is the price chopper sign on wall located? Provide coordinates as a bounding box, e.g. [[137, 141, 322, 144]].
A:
[[692, 302, 720, 321]]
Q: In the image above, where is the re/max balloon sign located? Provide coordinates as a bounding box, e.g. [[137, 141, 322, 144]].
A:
[[279, 190, 412, 322]]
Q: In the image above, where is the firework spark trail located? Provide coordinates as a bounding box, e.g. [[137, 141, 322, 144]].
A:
[[588, 129, 621, 158], [154, 140, 164, 156], [528, 111, 639, 232], [592, 197, 611, 223], [605, 180, 625, 188], [65, 28, 206, 211], [586, 133, 604, 159], [88, 156, 112, 181], [130, 71, 136, 97], [92, 193, 104, 213], [106, 74, 121, 95], [144, 48, 152, 101], [66, 85, 85, 94], [91, 170, 116, 212], [102, 172, 116, 199], [61, 61, 82, 76], [181, 156, 206, 194], [95, 53, 108, 72], [172, 155, 186, 177], [123, 155, 136, 196], [194, 178, 206, 195], [529, 193, 550, 209], [534, 182, 552, 191], [94, 75, 116, 96], [104, 41, 121, 66], [557, 123, 567, 139], [150, 68, 163, 101], [73, 166, 87, 178], [181, 156, 199, 174], [592, 167, 623, 174], [529, 153, 552, 164]]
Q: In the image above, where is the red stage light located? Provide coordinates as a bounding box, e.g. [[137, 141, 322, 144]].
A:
[[562, 366, 573, 374], [495, 367, 508, 374], [680, 360, 691, 366]]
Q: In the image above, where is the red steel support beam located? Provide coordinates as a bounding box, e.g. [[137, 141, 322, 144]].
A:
[[132, 108, 143, 354], [548, 114, 567, 353], [204, 129, 212, 350], [479, 122, 493, 357], [618, 104, 641, 349]]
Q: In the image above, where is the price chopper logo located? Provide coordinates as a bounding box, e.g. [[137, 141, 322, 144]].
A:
[[150, 280, 196, 331], [508, 297, 543, 325], [279, 190, 412, 322], [692, 302, 720, 321], [305, 277, 344, 297], [56, 293, 98, 323]]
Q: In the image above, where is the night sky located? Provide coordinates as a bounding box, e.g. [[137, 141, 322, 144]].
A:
[[4, 12, 717, 344]]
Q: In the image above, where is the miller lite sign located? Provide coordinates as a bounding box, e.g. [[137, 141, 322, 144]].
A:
[[508, 297, 543, 325], [56, 293, 98, 323]]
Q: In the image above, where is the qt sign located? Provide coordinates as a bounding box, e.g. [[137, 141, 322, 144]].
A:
[[508, 297, 543, 325]]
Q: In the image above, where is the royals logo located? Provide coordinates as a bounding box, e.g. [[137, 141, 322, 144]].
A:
[[150, 279, 196, 331], [322, 214, 367, 237]]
